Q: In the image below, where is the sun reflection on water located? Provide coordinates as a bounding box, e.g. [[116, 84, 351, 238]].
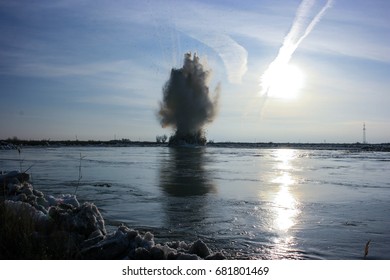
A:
[[273, 172, 298, 231], [270, 149, 301, 258]]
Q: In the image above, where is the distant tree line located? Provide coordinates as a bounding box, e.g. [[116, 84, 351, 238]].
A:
[[156, 135, 168, 143]]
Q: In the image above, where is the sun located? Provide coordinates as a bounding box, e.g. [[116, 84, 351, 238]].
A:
[[261, 63, 304, 99]]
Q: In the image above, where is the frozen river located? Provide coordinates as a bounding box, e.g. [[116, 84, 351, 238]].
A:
[[1, 145, 389, 259]]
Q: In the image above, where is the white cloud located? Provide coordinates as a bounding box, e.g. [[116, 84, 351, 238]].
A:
[[93, 0, 251, 84], [184, 32, 248, 84]]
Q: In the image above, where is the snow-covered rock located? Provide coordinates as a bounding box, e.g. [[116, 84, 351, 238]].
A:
[[0, 172, 225, 260]]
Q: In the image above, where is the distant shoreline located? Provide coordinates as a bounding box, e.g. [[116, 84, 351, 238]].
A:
[[1, 139, 390, 152]]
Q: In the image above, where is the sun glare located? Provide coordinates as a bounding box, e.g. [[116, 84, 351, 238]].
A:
[[261, 63, 304, 99]]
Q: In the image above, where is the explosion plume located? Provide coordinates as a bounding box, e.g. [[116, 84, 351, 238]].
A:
[[158, 53, 220, 146]]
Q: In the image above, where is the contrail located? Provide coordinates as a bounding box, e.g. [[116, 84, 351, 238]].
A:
[[260, 0, 334, 97]]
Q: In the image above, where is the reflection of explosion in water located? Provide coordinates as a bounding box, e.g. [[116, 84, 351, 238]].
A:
[[159, 147, 215, 196], [158, 53, 220, 146]]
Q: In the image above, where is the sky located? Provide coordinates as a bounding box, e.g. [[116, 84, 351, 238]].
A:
[[0, 0, 389, 143]]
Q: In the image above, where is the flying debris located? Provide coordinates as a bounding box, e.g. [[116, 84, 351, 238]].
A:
[[157, 53, 220, 146]]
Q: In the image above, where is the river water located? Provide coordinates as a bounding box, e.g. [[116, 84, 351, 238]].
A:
[[1, 146, 389, 259]]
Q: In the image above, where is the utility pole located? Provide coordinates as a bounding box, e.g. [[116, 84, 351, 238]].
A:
[[363, 123, 367, 144]]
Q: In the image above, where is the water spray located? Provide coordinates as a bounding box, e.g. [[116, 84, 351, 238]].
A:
[[158, 53, 220, 146]]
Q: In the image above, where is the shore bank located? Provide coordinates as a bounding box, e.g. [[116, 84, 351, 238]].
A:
[[2, 139, 390, 151], [0, 171, 225, 260]]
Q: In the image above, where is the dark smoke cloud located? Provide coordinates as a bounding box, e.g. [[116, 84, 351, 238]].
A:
[[158, 53, 220, 145]]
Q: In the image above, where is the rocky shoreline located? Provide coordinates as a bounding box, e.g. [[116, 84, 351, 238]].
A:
[[0, 171, 225, 260]]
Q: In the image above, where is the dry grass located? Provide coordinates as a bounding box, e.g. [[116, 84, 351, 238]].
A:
[[0, 200, 80, 259], [0, 200, 39, 259]]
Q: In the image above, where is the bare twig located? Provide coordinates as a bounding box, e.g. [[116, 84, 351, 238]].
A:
[[17, 146, 24, 172], [74, 153, 86, 195], [364, 240, 371, 259]]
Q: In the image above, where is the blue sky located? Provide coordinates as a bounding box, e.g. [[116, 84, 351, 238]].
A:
[[0, 0, 389, 143]]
